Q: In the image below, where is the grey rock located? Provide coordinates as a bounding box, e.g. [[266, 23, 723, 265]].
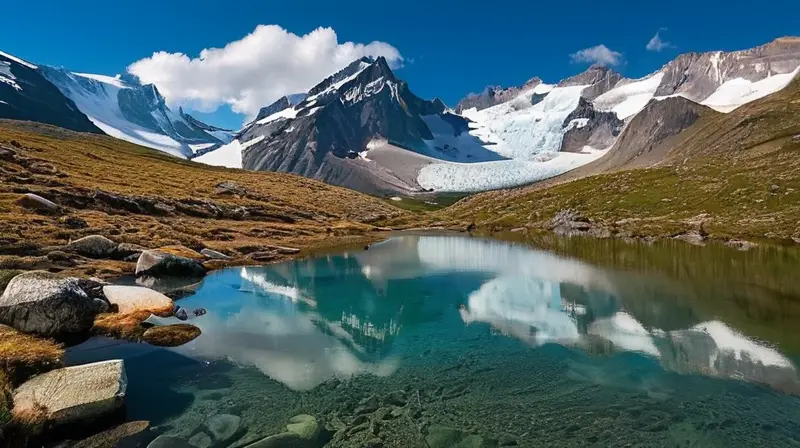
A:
[[673, 231, 706, 246], [205, 413, 242, 443], [66, 235, 118, 258], [135, 250, 207, 278], [13, 360, 126, 426], [116, 242, 147, 259], [285, 414, 317, 439], [0, 271, 104, 336], [560, 97, 623, 153], [455, 77, 543, 113], [174, 307, 188, 321], [425, 425, 485, 448], [558, 64, 622, 100], [244, 432, 304, 448], [725, 239, 757, 251], [200, 248, 231, 260], [147, 435, 194, 448], [188, 432, 213, 448], [551, 209, 594, 237], [17, 193, 58, 212]]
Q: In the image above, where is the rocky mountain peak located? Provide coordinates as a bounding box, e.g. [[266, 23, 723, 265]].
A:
[[559, 64, 622, 100], [253, 96, 292, 123]]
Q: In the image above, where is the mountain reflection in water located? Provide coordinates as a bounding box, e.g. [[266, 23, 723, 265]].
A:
[[169, 235, 799, 394]]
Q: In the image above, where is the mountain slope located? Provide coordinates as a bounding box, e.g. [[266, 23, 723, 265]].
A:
[[436, 76, 800, 242], [39, 66, 232, 158], [0, 51, 101, 134]]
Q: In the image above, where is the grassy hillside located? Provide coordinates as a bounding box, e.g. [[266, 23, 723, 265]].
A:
[[0, 120, 405, 277], [428, 78, 800, 243]]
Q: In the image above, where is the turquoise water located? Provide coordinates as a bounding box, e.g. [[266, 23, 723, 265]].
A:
[[68, 235, 800, 447]]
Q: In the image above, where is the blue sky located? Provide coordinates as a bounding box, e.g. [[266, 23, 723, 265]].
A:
[[2, 0, 797, 129]]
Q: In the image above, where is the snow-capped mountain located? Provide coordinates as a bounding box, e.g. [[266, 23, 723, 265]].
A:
[[198, 56, 495, 195], [0, 51, 101, 133], [39, 66, 233, 157]]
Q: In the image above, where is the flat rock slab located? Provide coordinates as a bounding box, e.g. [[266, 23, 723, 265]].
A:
[[147, 435, 193, 448], [265, 245, 301, 255], [13, 359, 127, 426], [200, 248, 231, 260], [102, 285, 174, 314]]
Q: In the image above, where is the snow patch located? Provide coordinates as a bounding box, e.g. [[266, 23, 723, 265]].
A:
[[256, 107, 298, 125], [0, 61, 21, 91], [74, 73, 128, 89], [195, 140, 243, 168], [593, 73, 664, 119], [701, 65, 800, 112]]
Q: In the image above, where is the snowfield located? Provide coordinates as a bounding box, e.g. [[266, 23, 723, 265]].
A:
[[195, 139, 243, 168], [593, 73, 664, 119], [701, 66, 800, 112], [417, 148, 605, 192]]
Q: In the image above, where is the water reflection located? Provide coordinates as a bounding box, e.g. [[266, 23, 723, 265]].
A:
[[171, 235, 799, 393]]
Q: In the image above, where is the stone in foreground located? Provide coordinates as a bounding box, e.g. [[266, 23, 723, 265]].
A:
[[200, 248, 231, 260], [102, 285, 174, 315], [0, 271, 105, 336], [136, 250, 207, 278], [12, 360, 127, 426]]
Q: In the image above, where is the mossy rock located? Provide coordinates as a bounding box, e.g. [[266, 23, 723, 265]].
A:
[[142, 324, 201, 347]]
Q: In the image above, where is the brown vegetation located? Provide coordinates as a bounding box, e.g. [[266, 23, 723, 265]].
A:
[[141, 324, 201, 347]]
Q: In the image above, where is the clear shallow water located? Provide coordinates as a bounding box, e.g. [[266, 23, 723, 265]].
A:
[[68, 235, 800, 447]]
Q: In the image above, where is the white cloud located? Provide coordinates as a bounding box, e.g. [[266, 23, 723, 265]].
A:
[[127, 25, 402, 118], [569, 45, 623, 66], [646, 30, 673, 52]]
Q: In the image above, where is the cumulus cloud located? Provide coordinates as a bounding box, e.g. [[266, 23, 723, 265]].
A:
[[646, 29, 673, 52], [127, 25, 403, 118], [569, 45, 623, 66]]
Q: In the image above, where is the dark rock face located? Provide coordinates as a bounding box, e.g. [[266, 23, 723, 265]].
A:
[[239, 57, 469, 195], [654, 37, 800, 101], [598, 97, 711, 170], [0, 53, 102, 133], [558, 64, 623, 100], [252, 96, 291, 123], [135, 250, 207, 278], [560, 97, 624, 152], [455, 77, 543, 112], [0, 271, 106, 337]]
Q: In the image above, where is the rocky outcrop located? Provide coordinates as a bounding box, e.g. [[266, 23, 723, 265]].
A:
[[654, 37, 800, 101], [135, 250, 207, 278], [12, 359, 127, 425], [455, 77, 543, 112], [252, 96, 292, 123], [66, 235, 118, 259], [558, 64, 622, 100], [0, 271, 107, 337], [200, 248, 230, 260], [102, 285, 174, 315], [560, 97, 624, 152]]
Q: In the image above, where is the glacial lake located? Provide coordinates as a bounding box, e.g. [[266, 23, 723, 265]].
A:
[[67, 234, 800, 447]]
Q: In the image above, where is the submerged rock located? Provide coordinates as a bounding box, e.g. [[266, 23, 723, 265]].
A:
[[204, 413, 242, 444], [425, 425, 485, 448], [188, 432, 213, 448], [12, 359, 127, 426], [66, 235, 118, 258], [245, 414, 326, 448], [142, 324, 201, 347], [73, 420, 150, 448], [102, 285, 174, 315], [148, 435, 193, 448], [0, 271, 106, 336], [135, 250, 207, 278]]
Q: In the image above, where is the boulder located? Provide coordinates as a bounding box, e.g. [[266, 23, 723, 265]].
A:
[[245, 432, 304, 448], [204, 413, 242, 444], [73, 420, 150, 448], [244, 414, 324, 448], [425, 425, 485, 448], [66, 235, 118, 258], [157, 245, 205, 260], [0, 271, 106, 336], [188, 432, 213, 448], [265, 245, 301, 255], [136, 250, 207, 278], [115, 242, 147, 260], [200, 248, 231, 260], [285, 414, 318, 439], [12, 360, 127, 426], [142, 324, 201, 347], [17, 193, 58, 212], [102, 285, 174, 315]]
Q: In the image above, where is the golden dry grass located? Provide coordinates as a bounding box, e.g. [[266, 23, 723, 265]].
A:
[[0, 326, 63, 382], [0, 120, 406, 277], [92, 310, 154, 342], [141, 324, 201, 347]]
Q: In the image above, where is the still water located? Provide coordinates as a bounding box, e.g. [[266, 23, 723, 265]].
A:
[[68, 235, 800, 447]]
